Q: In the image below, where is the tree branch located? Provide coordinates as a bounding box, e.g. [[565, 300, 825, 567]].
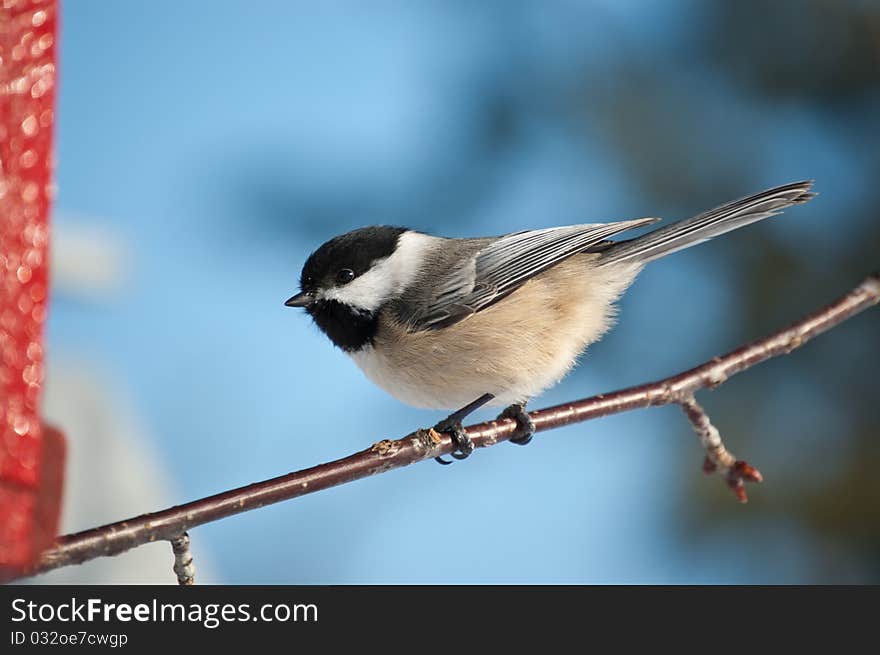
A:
[[16, 273, 880, 582], [678, 394, 762, 503], [169, 533, 195, 586]]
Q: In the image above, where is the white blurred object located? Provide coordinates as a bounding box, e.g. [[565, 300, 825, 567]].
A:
[[24, 219, 216, 583], [50, 217, 130, 300], [29, 360, 217, 584]]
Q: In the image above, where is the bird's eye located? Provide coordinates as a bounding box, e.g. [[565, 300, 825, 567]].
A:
[[336, 268, 355, 285]]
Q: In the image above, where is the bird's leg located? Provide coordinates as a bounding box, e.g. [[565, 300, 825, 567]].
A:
[[434, 393, 495, 465], [498, 401, 535, 446]]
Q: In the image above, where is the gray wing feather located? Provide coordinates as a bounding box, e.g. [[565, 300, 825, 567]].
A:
[[599, 181, 815, 265], [405, 217, 659, 330]]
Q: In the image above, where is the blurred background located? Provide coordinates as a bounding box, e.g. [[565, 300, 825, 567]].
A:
[[37, 0, 878, 583]]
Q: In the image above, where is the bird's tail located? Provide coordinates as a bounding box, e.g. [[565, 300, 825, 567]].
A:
[[598, 181, 815, 266]]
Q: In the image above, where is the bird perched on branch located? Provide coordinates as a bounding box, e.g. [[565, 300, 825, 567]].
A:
[[285, 181, 815, 463]]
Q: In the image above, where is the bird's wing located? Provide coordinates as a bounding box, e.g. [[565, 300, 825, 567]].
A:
[[403, 217, 659, 330]]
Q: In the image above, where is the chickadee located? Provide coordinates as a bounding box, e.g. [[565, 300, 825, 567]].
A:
[[286, 181, 814, 463]]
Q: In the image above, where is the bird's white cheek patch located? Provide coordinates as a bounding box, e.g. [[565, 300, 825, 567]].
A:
[[320, 267, 393, 311], [320, 231, 439, 311]]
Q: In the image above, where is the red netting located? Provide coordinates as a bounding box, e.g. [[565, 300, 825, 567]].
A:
[[0, 0, 64, 578]]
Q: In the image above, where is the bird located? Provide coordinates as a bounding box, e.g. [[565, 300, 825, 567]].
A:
[[285, 181, 815, 464]]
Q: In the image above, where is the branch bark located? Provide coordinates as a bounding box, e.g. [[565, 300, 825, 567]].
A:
[[169, 533, 195, 586], [17, 273, 880, 582]]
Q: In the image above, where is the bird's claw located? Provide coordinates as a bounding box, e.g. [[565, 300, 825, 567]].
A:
[[498, 403, 535, 446], [431, 393, 495, 465], [434, 419, 474, 465]]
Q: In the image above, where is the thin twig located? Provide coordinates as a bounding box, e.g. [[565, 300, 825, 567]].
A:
[[169, 533, 195, 586], [14, 273, 880, 582], [678, 394, 762, 502]]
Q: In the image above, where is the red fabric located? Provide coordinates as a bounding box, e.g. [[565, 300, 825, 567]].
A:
[[0, 0, 64, 580]]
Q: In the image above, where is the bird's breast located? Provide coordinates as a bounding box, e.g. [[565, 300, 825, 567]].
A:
[[350, 256, 642, 409]]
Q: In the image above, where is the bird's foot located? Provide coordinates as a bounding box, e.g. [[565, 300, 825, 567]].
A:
[[498, 402, 535, 446], [433, 393, 494, 465], [433, 417, 473, 465]]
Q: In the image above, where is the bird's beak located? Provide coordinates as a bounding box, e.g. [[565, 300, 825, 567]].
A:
[[284, 291, 313, 308]]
